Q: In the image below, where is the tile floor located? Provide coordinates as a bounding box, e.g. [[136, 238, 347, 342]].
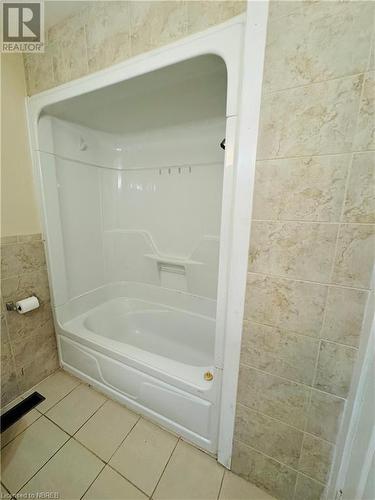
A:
[[1, 369, 275, 500]]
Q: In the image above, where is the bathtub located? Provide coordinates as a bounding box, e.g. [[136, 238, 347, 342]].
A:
[[55, 282, 220, 452]]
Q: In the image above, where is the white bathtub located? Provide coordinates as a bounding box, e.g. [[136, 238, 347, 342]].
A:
[[55, 282, 219, 452]]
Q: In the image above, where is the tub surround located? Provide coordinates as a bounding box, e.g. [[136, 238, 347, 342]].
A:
[[30, 42, 235, 452], [1, 234, 59, 405]]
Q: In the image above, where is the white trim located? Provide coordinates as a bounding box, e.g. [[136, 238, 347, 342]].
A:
[[327, 267, 375, 499], [26, 8, 269, 465], [217, 0, 269, 468]]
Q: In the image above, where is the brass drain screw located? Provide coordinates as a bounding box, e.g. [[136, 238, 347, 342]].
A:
[[204, 371, 214, 381]]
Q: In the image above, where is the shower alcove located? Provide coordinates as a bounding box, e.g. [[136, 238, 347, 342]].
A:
[[27, 16, 250, 458]]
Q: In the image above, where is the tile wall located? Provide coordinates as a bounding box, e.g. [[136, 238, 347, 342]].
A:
[[232, 2, 374, 499], [23, 1, 246, 95], [1, 235, 59, 405]]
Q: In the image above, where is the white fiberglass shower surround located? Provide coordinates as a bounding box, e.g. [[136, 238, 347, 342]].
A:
[[27, 10, 268, 463]]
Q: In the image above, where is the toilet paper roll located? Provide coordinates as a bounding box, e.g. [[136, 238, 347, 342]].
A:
[[15, 296, 40, 314]]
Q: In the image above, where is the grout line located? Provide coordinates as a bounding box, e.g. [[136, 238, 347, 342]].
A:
[[70, 393, 108, 436], [236, 402, 305, 438], [149, 437, 180, 499], [0, 265, 48, 282], [42, 389, 107, 438], [106, 462, 153, 498], [233, 438, 320, 482], [70, 435, 107, 465], [293, 431, 308, 500], [247, 270, 372, 291], [237, 386, 343, 444], [236, 401, 337, 447], [70, 413, 148, 498], [1, 304, 21, 398], [0, 482, 11, 496], [14, 434, 71, 495], [79, 462, 106, 500], [243, 317, 363, 349], [82, 23, 90, 76], [252, 219, 375, 226], [35, 381, 83, 415], [105, 415, 141, 463], [0, 413, 43, 451], [263, 71, 367, 97], [256, 147, 374, 162], [239, 361, 321, 390], [235, 437, 332, 496], [0, 263, 47, 280], [216, 466, 226, 500]]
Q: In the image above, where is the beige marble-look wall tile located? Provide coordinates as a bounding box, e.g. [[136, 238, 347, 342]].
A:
[[5, 300, 53, 343], [130, 1, 188, 57], [268, 1, 301, 23], [245, 273, 327, 338], [314, 341, 357, 398], [257, 74, 363, 159], [299, 434, 334, 484], [1, 316, 20, 406], [85, 1, 131, 73], [12, 318, 56, 371], [232, 440, 297, 500], [1, 238, 58, 401], [343, 151, 375, 223], [264, 1, 374, 92], [0, 236, 18, 245], [321, 286, 369, 347], [237, 365, 310, 429], [187, 0, 246, 34], [241, 321, 318, 385], [354, 71, 375, 151], [1, 268, 51, 305], [48, 11, 89, 86], [249, 221, 338, 282], [1, 241, 46, 279], [235, 403, 303, 467], [332, 224, 375, 289], [16, 234, 42, 243], [253, 155, 349, 222], [23, 50, 54, 95], [294, 473, 326, 500], [18, 350, 59, 393], [306, 389, 345, 444], [369, 40, 375, 71]]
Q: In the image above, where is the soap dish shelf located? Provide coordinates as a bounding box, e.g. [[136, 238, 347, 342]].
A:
[[144, 254, 203, 275]]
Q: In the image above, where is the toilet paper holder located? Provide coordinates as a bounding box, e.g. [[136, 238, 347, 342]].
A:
[[6, 296, 40, 312]]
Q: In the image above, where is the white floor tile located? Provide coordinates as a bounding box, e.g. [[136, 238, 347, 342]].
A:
[[1, 408, 41, 448], [83, 465, 147, 499], [154, 440, 224, 500], [1, 416, 68, 494], [75, 399, 139, 461], [23, 370, 81, 413], [109, 418, 177, 496], [46, 384, 106, 434], [220, 471, 276, 500], [1, 483, 11, 499], [19, 439, 104, 500]]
